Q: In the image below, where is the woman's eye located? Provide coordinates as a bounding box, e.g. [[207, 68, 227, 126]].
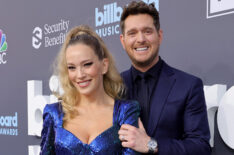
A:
[[84, 62, 93, 67], [68, 66, 75, 70]]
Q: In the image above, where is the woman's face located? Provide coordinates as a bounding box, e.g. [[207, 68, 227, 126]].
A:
[[66, 43, 108, 96]]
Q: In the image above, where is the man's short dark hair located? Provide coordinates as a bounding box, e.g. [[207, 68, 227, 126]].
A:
[[120, 1, 160, 34]]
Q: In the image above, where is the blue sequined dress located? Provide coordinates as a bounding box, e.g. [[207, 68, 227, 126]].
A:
[[40, 99, 140, 155]]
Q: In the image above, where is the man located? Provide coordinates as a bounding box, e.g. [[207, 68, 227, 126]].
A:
[[118, 1, 211, 155]]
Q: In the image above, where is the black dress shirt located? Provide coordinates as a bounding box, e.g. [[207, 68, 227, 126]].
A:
[[131, 57, 163, 128]]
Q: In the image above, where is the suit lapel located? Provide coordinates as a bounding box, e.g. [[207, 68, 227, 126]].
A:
[[147, 62, 176, 136]]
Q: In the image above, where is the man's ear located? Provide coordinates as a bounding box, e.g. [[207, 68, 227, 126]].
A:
[[102, 58, 109, 74], [120, 34, 126, 50]]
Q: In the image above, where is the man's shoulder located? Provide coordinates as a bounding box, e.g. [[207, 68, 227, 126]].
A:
[[172, 66, 199, 79], [164, 61, 200, 80], [164, 62, 203, 86], [120, 61, 202, 83]]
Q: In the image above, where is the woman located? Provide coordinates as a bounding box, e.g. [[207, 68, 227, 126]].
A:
[[40, 25, 140, 155]]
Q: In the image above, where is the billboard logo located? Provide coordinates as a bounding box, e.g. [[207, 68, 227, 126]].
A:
[[32, 27, 42, 49], [95, 1, 159, 38], [95, 2, 122, 37], [142, 0, 159, 11], [204, 84, 234, 149], [95, 2, 122, 27], [0, 29, 8, 64], [207, 0, 234, 18], [27, 76, 62, 155], [0, 112, 18, 136]]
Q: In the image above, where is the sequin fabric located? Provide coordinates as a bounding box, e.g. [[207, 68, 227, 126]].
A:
[[40, 100, 140, 155]]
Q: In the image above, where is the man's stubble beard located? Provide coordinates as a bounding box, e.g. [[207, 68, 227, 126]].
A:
[[129, 47, 159, 69]]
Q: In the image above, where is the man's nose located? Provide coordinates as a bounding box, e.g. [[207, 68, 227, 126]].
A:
[[136, 32, 146, 43]]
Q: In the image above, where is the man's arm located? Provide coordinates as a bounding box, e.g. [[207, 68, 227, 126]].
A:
[[119, 78, 211, 155]]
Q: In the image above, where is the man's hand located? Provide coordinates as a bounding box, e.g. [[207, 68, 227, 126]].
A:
[[118, 118, 151, 153]]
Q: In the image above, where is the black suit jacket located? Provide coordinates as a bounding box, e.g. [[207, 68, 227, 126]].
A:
[[121, 60, 211, 155]]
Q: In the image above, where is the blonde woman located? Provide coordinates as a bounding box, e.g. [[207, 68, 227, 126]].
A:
[[40, 25, 140, 155]]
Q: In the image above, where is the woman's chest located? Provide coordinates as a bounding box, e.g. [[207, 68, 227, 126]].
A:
[[53, 125, 122, 154]]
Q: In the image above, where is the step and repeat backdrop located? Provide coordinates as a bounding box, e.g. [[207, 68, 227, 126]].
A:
[[0, 0, 234, 154]]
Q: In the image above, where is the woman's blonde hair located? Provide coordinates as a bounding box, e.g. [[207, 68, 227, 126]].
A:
[[54, 25, 125, 122]]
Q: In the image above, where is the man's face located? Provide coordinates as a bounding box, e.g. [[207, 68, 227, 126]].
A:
[[120, 14, 162, 71]]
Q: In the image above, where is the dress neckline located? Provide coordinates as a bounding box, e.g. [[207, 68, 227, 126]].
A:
[[60, 99, 118, 145]]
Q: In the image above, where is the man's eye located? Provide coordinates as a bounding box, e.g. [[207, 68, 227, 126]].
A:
[[84, 62, 93, 67], [128, 32, 136, 36], [144, 29, 152, 34], [145, 30, 152, 34]]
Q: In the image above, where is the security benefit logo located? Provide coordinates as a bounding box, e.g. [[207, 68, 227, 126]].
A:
[[0, 29, 8, 64], [0, 112, 18, 136], [207, 0, 234, 18], [32, 19, 70, 49], [32, 27, 42, 49]]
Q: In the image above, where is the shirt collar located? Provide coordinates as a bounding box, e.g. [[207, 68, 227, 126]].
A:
[[131, 57, 163, 81]]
